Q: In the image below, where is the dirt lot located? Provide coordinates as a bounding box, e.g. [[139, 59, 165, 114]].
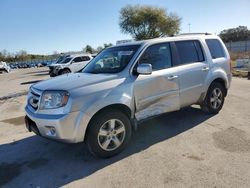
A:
[[0, 68, 250, 188]]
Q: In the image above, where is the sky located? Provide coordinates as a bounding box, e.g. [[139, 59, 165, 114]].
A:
[[0, 0, 250, 55]]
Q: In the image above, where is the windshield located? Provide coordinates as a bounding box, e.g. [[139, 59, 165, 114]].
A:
[[55, 56, 66, 64], [57, 57, 72, 64], [83, 45, 140, 74]]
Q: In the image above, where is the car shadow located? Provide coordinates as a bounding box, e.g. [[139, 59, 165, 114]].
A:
[[20, 80, 43, 85], [32, 73, 50, 76], [0, 106, 213, 187], [24, 70, 49, 75]]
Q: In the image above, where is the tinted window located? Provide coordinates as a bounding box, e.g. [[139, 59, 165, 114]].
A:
[[175, 40, 204, 65], [139, 43, 172, 71], [206, 39, 225, 59], [82, 56, 91, 61], [194, 41, 204, 61], [73, 57, 82, 63], [58, 57, 72, 64]]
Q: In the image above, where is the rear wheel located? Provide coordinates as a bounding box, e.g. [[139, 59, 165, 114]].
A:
[[86, 110, 132, 158], [201, 82, 226, 114]]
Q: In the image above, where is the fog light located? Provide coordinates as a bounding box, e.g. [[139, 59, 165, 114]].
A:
[[46, 126, 56, 136]]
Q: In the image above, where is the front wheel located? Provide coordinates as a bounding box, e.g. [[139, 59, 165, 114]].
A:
[[86, 110, 132, 158], [200, 82, 226, 114], [1, 70, 8, 74], [60, 69, 71, 75]]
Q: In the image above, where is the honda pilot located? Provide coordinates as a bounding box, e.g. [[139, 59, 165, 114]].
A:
[[25, 34, 232, 158]]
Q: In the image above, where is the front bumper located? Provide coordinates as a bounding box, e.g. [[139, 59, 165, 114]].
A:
[[0, 68, 8, 73], [25, 106, 90, 143], [49, 67, 60, 77]]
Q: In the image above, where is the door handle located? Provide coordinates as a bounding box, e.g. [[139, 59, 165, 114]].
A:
[[167, 75, 178, 80], [202, 67, 209, 71]]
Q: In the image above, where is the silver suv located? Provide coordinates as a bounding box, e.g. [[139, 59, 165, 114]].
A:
[[25, 34, 232, 157]]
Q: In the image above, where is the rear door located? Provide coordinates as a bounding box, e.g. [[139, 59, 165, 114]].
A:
[[134, 42, 180, 121], [173, 40, 209, 107]]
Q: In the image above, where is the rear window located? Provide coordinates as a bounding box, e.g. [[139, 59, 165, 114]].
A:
[[82, 56, 91, 61], [175, 40, 204, 65], [205, 39, 225, 59], [73, 57, 83, 63]]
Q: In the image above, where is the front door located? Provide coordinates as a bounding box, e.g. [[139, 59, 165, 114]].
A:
[[134, 42, 180, 121], [70, 57, 84, 72]]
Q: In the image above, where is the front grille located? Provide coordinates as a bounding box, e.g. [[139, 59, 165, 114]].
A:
[[29, 89, 41, 110]]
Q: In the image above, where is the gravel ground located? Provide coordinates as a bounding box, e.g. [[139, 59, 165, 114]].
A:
[[0, 68, 250, 188], [0, 67, 49, 98]]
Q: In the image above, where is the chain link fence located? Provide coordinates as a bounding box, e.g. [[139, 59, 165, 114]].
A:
[[225, 40, 250, 52]]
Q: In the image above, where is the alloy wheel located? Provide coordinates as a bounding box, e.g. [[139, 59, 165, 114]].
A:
[[210, 88, 223, 109], [97, 119, 126, 151]]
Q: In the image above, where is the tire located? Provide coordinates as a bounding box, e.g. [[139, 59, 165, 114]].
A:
[[60, 69, 70, 75], [1, 70, 8, 74], [200, 82, 226, 114], [86, 110, 132, 158]]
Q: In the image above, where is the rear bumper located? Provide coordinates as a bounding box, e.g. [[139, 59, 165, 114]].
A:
[[227, 73, 232, 88], [25, 106, 89, 143]]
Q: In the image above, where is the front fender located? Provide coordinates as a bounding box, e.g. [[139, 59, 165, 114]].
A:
[[72, 82, 135, 142]]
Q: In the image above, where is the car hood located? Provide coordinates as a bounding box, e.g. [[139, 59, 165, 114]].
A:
[[32, 73, 122, 91], [48, 64, 61, 67]]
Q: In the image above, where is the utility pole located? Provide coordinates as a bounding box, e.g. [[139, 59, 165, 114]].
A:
[[188, 23, 191, 33]]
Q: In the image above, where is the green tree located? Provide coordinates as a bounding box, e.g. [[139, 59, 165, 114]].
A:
[[219, 26, 250, 42], [119, 5, 181, 40], [84, 45, 94, 54], [96, 46, 104, 52], [104, 43, 113, 49]]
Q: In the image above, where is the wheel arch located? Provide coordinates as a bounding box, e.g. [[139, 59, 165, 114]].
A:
[[205, 67, 230, 96], [209, 77, 228, 96], [59, 68, 71, 74], [83, 103, 133, 142], [200, 74, 229, 103]]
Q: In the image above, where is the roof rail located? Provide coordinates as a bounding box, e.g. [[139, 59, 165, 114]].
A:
[[176, 32, 212, 36]]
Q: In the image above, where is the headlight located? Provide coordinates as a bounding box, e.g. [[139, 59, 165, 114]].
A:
[[40, 91, 69, 110]]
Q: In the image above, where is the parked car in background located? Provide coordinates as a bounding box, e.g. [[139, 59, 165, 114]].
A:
[[25, 34, 231, 158], [9, 63, 18, 69], [48, 54, 93, 77], [91, 54, 98, 58], [0, 61, 11, 73]]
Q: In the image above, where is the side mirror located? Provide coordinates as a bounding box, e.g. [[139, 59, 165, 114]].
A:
[[137, 64, 152, 75]]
